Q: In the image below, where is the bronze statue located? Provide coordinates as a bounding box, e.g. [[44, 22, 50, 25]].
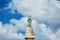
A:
[[27, 16, 32, 27]]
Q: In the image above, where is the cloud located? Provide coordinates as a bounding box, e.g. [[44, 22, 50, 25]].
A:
[[39, 23, 56, 40], [39, 23, 60, 40], [8, 0, 60, 25], [0, 21, 24, 40], [55, 29, 60, 40], [10, 17, 28, 32], [51, 0, 60, 8]]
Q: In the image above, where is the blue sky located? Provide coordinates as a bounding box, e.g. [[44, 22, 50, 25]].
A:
[[0, 10, 23, 24], [0, 0, 23, 24], [0, 0, 60, 40]]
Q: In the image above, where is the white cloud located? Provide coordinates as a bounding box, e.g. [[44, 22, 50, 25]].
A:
[[50, 0, 60, 8], [8, 0, 60, 24], [10, 17, 28, 32], [39, 23, 56, 40], [0, 21, 24, 40], [55, 29, 60, 40], [39, 23, 60, 40], [0, 22, 2, 26]]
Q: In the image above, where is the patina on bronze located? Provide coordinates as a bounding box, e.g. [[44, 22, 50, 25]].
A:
[[27, 16, 32, 27]]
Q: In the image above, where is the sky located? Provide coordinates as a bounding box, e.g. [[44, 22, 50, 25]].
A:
[[0, 0, 60, 40]]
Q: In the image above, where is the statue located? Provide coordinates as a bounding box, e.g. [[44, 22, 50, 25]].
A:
[[27, 16, 32, 27]]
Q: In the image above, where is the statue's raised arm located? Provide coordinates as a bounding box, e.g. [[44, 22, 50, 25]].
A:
[[27, 16, 32, 27]]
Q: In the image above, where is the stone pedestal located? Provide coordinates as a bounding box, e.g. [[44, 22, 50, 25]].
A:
[[25, 27, 35, 40]]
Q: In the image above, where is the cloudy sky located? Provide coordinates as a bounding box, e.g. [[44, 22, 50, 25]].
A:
[[0, 0, 60, 40]]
